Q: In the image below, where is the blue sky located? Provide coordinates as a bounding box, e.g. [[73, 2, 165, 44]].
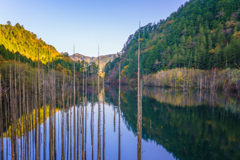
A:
[[0, 0, 188, 57]]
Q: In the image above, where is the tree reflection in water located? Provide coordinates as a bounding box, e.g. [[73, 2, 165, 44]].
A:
[[1, 85, 240, 160]]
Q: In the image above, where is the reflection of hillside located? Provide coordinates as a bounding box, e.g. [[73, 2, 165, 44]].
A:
[[143, 88, 240, 113], [4, 105, 58, 138], [105, 86, 240, 160]]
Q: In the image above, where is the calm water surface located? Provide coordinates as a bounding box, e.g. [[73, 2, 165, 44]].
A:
[[1, 86, 240, 160]]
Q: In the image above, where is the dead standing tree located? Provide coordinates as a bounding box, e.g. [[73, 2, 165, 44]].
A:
[[91, 66, 94, 160], [18, 54, 23, 160], [73, 45, 76, 160], [14, 55, 17, 160], [118, 53, 121, 160], [137, 23, 142, 160], [97, 46, 101, 160], [82, 62, 85, 160], [61, 60, 65, 160], [85, 63, 87, 160], [103, 75, 105, 160], [38, 47, 41, 160], [34, 58, 38, 160], [10, 62, 16, 160]]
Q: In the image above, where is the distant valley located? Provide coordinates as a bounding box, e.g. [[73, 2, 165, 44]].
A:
[[70, 53, 117, 71]]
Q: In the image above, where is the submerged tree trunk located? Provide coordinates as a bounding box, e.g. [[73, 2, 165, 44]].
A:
[[118, 53, 121, 160], [24, 81, 29, 160], [73, 45, 76, 160], [103, 76, 105, 160], [82, 63, 85, 160], [22, 72, 26, 160], [18, 55, 22, 160], [91, 66, 94, 160], [97, 46, 101, 160], [77, 76, 80, 160], [38, 48, 41, 160], [137, 23, 142, 160], [10, 62, 15, 160], [85, 69, 87, 160], [61, 64, 65, 160], [43, 68, 46, 160], [137, 80, 142, 160], [14, 55, 17, 160]]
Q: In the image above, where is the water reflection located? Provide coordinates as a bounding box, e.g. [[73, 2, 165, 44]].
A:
[[144, 88, 240, 113], [1, 85, 240, 160]]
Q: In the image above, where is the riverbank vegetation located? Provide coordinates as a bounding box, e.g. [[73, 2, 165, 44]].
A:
[[144, 68, 240, 94]]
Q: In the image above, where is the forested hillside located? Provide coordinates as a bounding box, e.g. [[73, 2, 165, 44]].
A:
[[0, 22, 60, 63], [0, 22, 109, 81], [105, 0, 240, 86]]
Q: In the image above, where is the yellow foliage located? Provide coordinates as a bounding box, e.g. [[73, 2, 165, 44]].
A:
[[4, 105, 58, 137], [225, 20, 236, 28], [169, 20, 174, 24], [211, 30, 215, 34], [149, 45, 155, 50], [163, 21, 168, 28], [138, 38, 143, 42], [56, 63, 64, 71], [99, 72, 105, 78], [177, 71, 182, 78], [121, 65, 128, 76], [63, 57, 72, 62], [233, 31, 240, 39], [159, 26, 163, 30], [209, 49, 215, 53]]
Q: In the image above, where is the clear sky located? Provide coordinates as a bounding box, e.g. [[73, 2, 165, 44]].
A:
[[0, 0, 188, 57]]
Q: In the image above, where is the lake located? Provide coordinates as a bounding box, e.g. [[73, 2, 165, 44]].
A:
[[1, 85, 240, 160]]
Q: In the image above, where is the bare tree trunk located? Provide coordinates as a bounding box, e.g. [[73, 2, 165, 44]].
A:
[[97, 46, 101, 160], [118, 53, 121, 160], [4, 81, 8, 160], [61, 64, 65, 160], [48, 55, 53, 160], [77, 76, 80, 160], [67, 96, 69, 160], [85, 69, 87, 160], [73, 45, 76, 160], [9, 63, 13, 160], [10, 62, 16, 160], [103, 76, 105, 160], [18, 55, 23, 160], [114, 108, 116, 133], [137, 23, 142, 160], [23, 73, 26, 160], [137, 80, 142, 160], [14, 55, 18, 160], [82, 63, 85, 160], [91, 69, 94, 160], [26, 83, 29, 160], [34, 60, 38, 160], [42, 68, 46, 160], [37, 48, 41, 160], [53, 68, 57, 160], [31, 77, 34, 159]]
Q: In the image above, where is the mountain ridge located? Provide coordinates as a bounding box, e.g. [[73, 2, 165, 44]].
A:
[[70, 53, 117, 71]]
